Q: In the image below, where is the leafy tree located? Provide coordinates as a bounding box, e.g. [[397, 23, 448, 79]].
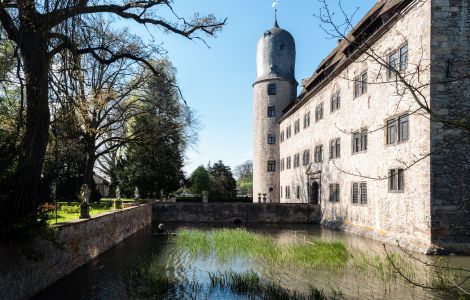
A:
[[189, 166, 211, 195], [234, 160, 253, 196], [208, 161, 237, 200], [0, 0, 225, 239], [114, 59, 194, 198]]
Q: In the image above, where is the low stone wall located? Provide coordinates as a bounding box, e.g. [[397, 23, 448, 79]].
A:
[[0, 204, 152, 300], [153, 203, 321, 223]]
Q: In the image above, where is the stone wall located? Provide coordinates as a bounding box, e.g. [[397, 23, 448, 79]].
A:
[[429, 0, 470, 253], [278, 1, 435, 253], [153, 203, 321, 224], [0, 204, 152, 300]]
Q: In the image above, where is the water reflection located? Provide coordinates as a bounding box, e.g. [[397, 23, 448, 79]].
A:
[[35, 224, 470, 300]]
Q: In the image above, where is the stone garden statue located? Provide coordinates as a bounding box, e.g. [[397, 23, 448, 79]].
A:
[[114, 186, 123, 209], [134, 187, 140, 200], [79, 184, 90, 219]]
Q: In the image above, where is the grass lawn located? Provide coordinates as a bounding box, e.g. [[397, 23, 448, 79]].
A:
[[48, 202, 115, 224]]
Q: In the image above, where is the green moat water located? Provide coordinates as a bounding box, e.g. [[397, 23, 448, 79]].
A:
[[35, 224, 470, 299]]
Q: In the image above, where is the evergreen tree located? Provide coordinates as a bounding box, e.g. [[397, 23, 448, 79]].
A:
[[189, 166, 211, 195], [208, 160, 237, 200]]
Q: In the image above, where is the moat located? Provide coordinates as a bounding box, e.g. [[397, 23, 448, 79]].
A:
[[35, 224, 470, 299]]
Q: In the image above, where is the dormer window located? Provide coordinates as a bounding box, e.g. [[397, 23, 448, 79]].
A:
[[279, 43, 285, 50], [264, 30, 272, 37]]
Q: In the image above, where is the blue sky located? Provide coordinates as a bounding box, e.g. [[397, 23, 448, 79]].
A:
[[130, 0, 376, 175]]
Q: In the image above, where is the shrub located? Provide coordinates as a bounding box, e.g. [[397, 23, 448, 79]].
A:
[[61, 205, 81, 214]]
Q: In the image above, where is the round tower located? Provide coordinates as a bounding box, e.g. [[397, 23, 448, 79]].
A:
[[253, 17, 297, 203]]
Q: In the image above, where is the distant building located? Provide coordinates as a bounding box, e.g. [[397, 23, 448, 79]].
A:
[[253, 0, 470, 253], [93, 174, 110, 197]]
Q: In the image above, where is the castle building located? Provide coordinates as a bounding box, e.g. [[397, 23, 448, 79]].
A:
[[253, 0, 470, 254]]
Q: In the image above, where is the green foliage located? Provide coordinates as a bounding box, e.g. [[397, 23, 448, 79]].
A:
[[207, 160, 237, 200], [115, 60, 189, 198], [234, 160, 253, 195], [208, 270, 326, 300], [188, 166, 211, 194]]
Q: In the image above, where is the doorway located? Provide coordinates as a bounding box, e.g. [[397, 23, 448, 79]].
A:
[[309, 181, 319, 204]]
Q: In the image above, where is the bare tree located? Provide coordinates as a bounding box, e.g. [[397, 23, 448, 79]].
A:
[[0, 0, 225, 237]]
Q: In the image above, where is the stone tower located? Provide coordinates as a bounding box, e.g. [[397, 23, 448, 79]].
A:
[[253, 17, 297, 203]]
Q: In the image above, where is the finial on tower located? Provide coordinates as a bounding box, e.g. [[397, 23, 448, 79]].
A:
[[274, 9, 279, 28], [272, 0, 280, 28]]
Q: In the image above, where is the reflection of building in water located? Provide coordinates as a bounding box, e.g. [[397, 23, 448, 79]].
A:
[[252, 0, 470, 254]]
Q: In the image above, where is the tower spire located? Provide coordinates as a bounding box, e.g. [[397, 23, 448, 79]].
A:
[[274, 9, 279, 28]]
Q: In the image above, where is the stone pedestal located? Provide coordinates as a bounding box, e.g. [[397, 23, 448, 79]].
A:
[[114, 200, 123, 210], [79, 202, 90, 219]]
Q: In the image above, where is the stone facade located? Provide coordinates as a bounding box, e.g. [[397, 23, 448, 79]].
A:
[[153, 202, 321, 224], [254, 0, 470, 254], [0, 205, 152, 300], [429, 0, 470, 253]]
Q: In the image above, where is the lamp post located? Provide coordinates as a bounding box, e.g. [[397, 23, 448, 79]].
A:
[[79, 184, 90, 219]]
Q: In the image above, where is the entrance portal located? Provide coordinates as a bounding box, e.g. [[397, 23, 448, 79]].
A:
[[310, 181, 319, 204]]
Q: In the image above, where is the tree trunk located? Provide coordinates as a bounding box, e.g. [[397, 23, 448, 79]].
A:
[[10, 33, 50, 220], [83, 151, 96, 189]]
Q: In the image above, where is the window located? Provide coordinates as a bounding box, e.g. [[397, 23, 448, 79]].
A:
[[388, 51, 398, 78], [329, 183, 340, 202], [304, 112, 311, 128], [362, 72, 368, 94], [302, 150, 310, 166], [360, 182, 367, 204], [330, 138, 341, 159], [354, 71, 368, 98], [296, 186, 300, 199], [398, 115, 409, 141], [352, 183, 359, 204], [352, 129, 368, 153], [387, 114, 409, 145], [389, 169, 405, 191], [329, 140, 335, 160], [286, 126, 292, 139], [267, 83, 277, 95], [387, 119, 397, 144], [330, 90, 341, 112], [286, 157, 292, 169], [280, 186, 283, 198], [280, 131, 285, 142], [267, 134, 276, 145], [268, 106, 276, 117], [314, 145, 324, 163], [280, 158, 285, 171], [286, 186, 291, 199], [400, 44, 408, 71], [294, 120, 300, 134], [267, 161, 276, 172], [315, 102, 324, 121], [352, 182, 367, 204], [294, 153, 300, 168]]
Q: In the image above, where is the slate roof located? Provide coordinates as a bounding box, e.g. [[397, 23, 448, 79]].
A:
[[280, 0, 414, 120]]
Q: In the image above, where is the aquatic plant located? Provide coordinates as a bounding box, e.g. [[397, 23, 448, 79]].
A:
[[174, 228, 350, 269], [208, 269, 327, 300]]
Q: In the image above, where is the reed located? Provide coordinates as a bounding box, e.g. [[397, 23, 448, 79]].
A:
[[175, 228, 351, 269], [207, 269, 327, 300]]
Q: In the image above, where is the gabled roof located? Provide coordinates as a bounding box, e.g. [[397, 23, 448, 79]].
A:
[[280, 0, 413, 120]]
